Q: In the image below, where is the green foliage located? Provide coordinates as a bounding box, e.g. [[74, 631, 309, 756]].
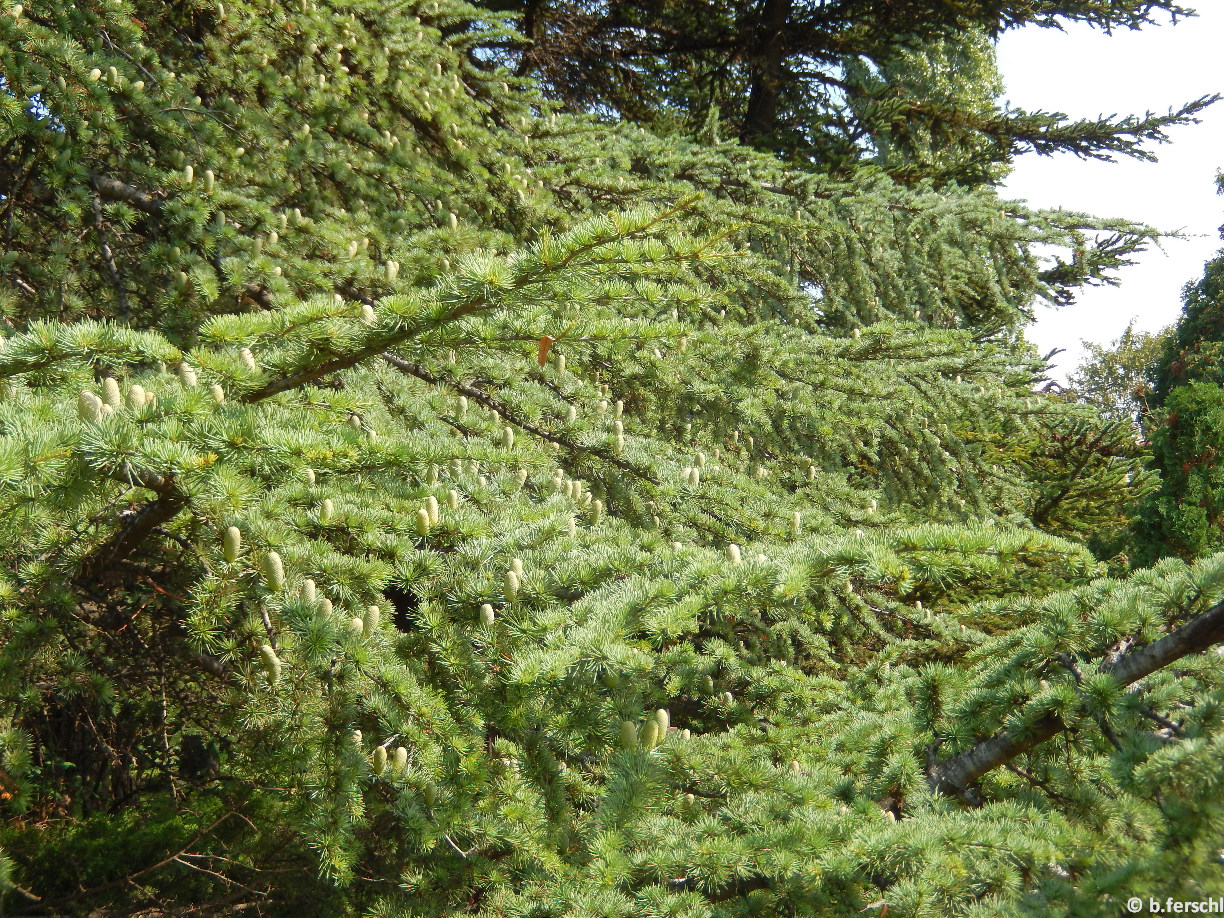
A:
[[491, 0, 1215, 182], [1136, 381, 1224, 563], [1068, 322, 1173, 430], [2, 0, 1223, 915], [844, 26, 1009, 187], [0, 797, 342, 913], [1156, 244, 1224, 400], [1133, 233, 1224, 564], [1009, 411, 1156, 564]]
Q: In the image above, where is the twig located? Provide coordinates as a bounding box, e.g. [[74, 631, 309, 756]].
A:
[[91, 192, 131, 322], [174, 854, 263, 893], [261, 605, 277, 650], [1138, 707, 1183, 737], [444, 835, 478, 858], [153, 525, 212, 576], [9, 811, 240, 913]]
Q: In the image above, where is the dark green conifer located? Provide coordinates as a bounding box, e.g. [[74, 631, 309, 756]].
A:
[[1133, 242, 1224, 563]]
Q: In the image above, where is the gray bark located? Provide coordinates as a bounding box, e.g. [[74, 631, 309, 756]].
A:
[[929, 596, 1224, 800]]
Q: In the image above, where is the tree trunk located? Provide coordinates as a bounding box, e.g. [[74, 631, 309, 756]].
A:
[[741, 0, 792, 144]]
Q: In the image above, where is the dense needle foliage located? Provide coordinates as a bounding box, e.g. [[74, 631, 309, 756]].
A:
[[2, 0, 1224, 914]]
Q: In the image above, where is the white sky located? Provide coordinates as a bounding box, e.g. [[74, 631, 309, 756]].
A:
[[996, 5, 1224, 382]]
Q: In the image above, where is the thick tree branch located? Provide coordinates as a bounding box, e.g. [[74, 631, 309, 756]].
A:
[[1107, 597, 1224, 685], [929, 594, 1224, 801], [90, 173, 165, 217], [76, 492, 186, 587]]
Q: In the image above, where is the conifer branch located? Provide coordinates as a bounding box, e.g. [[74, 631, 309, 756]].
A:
[[381, 352, 659, 483], [90, 174, 165, 217], [240, 208, 702, 402], [241, 304, 494, 402], [929, 594, 1224, 801], [75, 492, 187, 587]]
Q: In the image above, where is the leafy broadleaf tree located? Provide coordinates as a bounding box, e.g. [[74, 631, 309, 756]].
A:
[[2, 1, 1224, 916], [1069, 322, 1173, 429], [1045, 324, 1170, 567]]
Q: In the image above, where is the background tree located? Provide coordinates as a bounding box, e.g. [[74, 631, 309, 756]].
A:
[[3, 0, 1224, 916], [1132, 225, 1224, 564], [1068, 322, 1172, 429], [487, 0, 1215, 184]]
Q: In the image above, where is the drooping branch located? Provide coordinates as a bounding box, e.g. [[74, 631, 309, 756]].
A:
[[241, 204, 699, 403], [929, 594, 1224, 801], [381, 352, 659, 484], [240, 295, 492, 402]]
